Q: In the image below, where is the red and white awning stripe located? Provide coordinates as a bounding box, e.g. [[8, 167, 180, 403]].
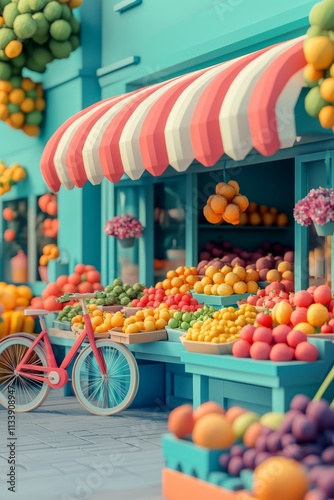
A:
[[41, 36, 306, 192]]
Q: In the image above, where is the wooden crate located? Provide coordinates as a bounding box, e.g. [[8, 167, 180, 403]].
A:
[[109, 328, 167, 344]]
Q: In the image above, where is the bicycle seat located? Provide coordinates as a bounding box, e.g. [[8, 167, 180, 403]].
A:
[[24, 309, 50, 317]]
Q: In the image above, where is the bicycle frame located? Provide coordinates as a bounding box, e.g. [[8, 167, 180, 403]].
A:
[[16, 301, 107, 389]]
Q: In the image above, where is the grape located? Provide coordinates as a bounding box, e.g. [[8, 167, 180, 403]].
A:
[[229, 445, 245, 457], [281, 444, 305, 461], [303, 444, 323, 456], [321, 446, 334, 464], [243, 448, 257, 470], [281, 433, 297, 447], [317, 468, 334, 496], [304, 490, 326, 500], [292, 414, 318, 442], [266, 431, 282, 453], [255, 435, 268, 452], [278, 410, 300, 435], [219, 452, 230, 470], [290, 394, 311, 413], [227, 456, 244, 476], [306, 400, 332, 430], [254, 451, 271, 467], [323, 430, 334, 446], [302, 454, 323, 468]]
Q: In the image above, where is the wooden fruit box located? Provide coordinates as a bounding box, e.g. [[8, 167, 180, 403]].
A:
[[121, 306, 145, 316], [180, 334, 236, 354], [97, 305, 123, 312], [162, 469, 253, 500], [53, 320, 72, 331], [109, 328, 167, 344], [165, 327, 184, 342]]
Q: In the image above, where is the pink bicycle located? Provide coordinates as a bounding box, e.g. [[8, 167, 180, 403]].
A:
[[0, 293, 139, 415]]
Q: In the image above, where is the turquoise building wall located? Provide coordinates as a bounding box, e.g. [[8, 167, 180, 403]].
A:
[[0, 0, 332, 289]]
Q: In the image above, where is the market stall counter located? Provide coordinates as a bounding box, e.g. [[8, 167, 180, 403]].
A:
[[180, 338, 334, 413]]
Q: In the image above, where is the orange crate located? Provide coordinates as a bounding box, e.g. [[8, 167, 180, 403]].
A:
[[162, 469, 255, 500]]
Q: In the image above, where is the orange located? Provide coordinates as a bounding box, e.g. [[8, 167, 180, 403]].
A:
[[205, 265, 220, 279], [171, 277, 183, 288], [245, 269, 259, 282], [246, 201, 257, 213], [307, 303, 329, 327], [175, 266, 185, 275], [224, 272, 239, 286], [247, 281, 259, 293], [22, 124, 40, 136], [20, 97, 35, 113], [276, 213, 289, 226], [35, 97, 46, 111], [9, 112, 25, 128], [203, 204, 222, 224], [320, 78, 334, 102], [221, 265, 232, 275], [277, 261, 292, 273], [282, 270, 294, 281], [233, 266, 246, 281], [21, 78, 35, 91], [228, 180, 240, 194], [193, 281, 204, 293], [203, 284, 213, 295], [162, 278, 171, 290], [249, 212, 262, 225], [0, 104, 9, 120], [144, 321, 156, 331], [210, 195, 228, 215], [155, 281, 163, 289], [9, 89, 25, 105], [212, 272, 224, 284], [217, 283, 233, 296], [186, 275, 199, 286], [170, 286, 179, 295], [233, 281, 247, 294], [166, 270, 177, 279], [126, 323, 140, 334], [222, 203, 240, 224], [16, 285, 33, 300], [91, 316, 103, 327], [262, 213, 275, 226], [304, 36, 334, 70], [5, 40, 23, 58], [156, 318, 167, 329], [201, 276, 213, 286], [92, 309, 103, 317], [319, 105, 334, 128], [232, 195, 249, 212], [216, 183, 236, 202], [111, 313, 124, 328], [179, 284, 190, 293], [292, 322, 315, 335], [211, 284, 219, 295], [0, 90, 8, 104], [266, 269, 282, 283], [304, 63, 324, 82]]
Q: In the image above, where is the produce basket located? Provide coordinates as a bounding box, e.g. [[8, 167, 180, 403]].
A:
[[121, 306, 145, 316], [71, 327, 110, 340], [192, 293, 250, 308], [97, 305, 123, 312], [180, 334, 236, 354], [109, 328, 167, 344], [165, 327, 184, 342], [53, 320, 72, 331]]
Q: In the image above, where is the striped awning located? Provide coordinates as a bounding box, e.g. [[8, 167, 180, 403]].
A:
[[41, 36, 306, 192]]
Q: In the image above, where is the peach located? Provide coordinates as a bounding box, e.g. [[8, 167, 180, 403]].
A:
[[168, 404, 194, 439]]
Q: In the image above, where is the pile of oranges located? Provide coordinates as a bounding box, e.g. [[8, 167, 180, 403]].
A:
[[39, 244, 59, 267], [203, 180, 249, 225], [71, 306, 125, 334], [121, 305, 172, 334], [193, 264, 259, 296], [155, 266, 200, 295], [185, 304, 257, 343]]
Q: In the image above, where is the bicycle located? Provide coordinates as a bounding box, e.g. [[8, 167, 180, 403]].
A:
[[0, 293, 139, 415]]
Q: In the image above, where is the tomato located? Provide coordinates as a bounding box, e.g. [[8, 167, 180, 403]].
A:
[[256, 312, 273, 328]]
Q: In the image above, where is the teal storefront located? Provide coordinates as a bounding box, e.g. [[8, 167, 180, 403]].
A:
[[0, 0, 333, 293]]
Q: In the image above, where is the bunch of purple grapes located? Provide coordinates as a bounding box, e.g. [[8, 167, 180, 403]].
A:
[[219, 395, 334, 498]]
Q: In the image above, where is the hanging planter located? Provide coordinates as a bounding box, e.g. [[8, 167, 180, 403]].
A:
[[104, 214, 144, 247], [294, 187, 334, 235], [118, 237, 135, 248], [314, 221, 334, 236]]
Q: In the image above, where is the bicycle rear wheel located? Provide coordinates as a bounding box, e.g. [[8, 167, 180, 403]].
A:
[[0, 337, 50, 412], [72, 340, 139, 416]]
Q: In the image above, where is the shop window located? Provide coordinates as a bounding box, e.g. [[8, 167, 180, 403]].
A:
[[2, 199, 28, 283], [36, 194, 58, 281], [116, 190, 140, 285], [309, 230, 331, 288], [154, 181, 186, 282]]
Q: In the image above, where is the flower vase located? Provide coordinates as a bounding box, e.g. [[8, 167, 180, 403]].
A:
[[313, 222, 334, 237], [119, 237, 135, 248]]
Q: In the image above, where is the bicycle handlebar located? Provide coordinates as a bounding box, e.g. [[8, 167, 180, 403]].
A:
[[56, 292, 98, 303]]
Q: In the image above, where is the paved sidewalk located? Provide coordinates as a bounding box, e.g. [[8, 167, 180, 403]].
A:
[[0, 390, 170, 500]]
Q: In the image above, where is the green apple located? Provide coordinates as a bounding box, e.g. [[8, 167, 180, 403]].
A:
[[233, 412, 260, 440], [260, 412, 285, 430], [180, 322, 190, 330], [182, 312, 191, 323], [168, 318, 179, 329], [173, 311, 182, 321]]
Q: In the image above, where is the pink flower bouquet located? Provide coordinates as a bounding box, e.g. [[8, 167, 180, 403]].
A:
[[104, 214, 144, 239], [293, 187, 334, 226]]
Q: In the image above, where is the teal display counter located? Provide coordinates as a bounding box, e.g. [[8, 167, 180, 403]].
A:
[[181, 338, 334, 413]]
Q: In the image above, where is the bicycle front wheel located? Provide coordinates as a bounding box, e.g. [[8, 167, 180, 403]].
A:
[[0, 337, 50, 412], [72, 340, 139, 416]]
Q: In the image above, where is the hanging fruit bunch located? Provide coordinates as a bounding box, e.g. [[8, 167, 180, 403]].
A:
[[38, 192, 58, 238], [0, 76, 44, 135], [304, 0, 334, 129], [39, 242, 59, 266], [203, 180, 249, 225], [0, 160, 26, 195], [0, 0, 82, 135]]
